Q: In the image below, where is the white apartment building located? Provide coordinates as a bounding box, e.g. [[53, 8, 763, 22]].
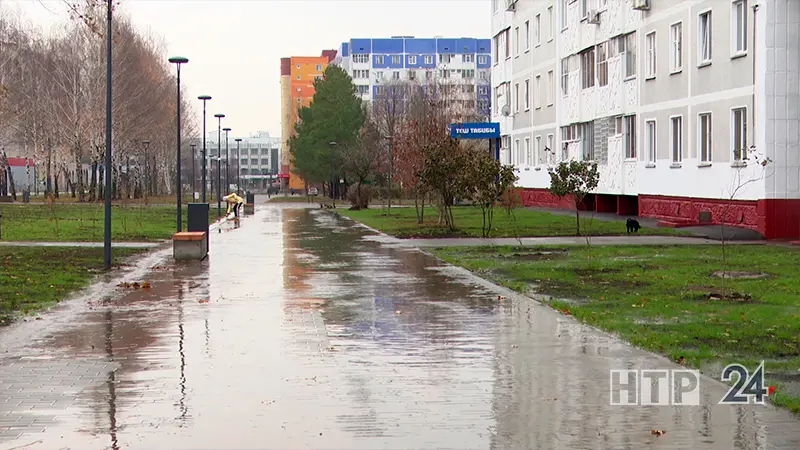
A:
[[493, 0, 800, 239]]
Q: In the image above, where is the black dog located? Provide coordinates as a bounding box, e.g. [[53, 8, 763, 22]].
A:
[[626, 218, 641, 233]]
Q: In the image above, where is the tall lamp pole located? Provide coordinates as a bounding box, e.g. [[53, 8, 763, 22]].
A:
[[234, 138, 242, 196], [168, 56, 189, 232], [223, 127, 231, 194], [103, 0, 113, 270], [329, 141, 337, 208], [190, 143, 196, 198], [213, 114, 225, 217], [198, 95, 211, 202]]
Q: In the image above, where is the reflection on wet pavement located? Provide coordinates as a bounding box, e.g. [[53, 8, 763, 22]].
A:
[[1, 201, 799, 449]]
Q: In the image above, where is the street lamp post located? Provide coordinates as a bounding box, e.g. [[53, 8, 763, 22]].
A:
[[103, 0, 113, 270], [223, 128, 231, 194], [141, 140, 150, 198], [168, 56, 189, 232], [190, 143, 196, 198], [234, 138, 242, 196], [213, 114, 225, 217], [329, 141, 337, 208], [198, 95, 211, 203], [383, 134, 394, 210]]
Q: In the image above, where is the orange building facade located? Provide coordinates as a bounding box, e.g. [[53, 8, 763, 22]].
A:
[[279, 51, 337, 192]]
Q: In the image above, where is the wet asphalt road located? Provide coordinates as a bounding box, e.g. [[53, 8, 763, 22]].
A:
[[1, 202, 799, 450]]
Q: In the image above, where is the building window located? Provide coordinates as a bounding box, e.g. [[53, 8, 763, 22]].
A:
[[561, 0, 568, 30], [505, 29, 511, 58], [548, 6, 554, 41], [357, 85, 369, 94], [440, 69, 450, 78], [581, 0, 589, 18], [315, 64, 322, 71], [514, 83, 520, 112], [623, 32, 636, 77], [424, 55, 434, 64], [670, 22, 682, 72], [409, 55, 417, 65], [547, 70, 554, 105], [375, 71, 383, 79], [479, 70, 489, 81], [525, 137, 532, 166], [645, 120, 656, 163], [535, 75, 542, 108], [463, 69, 475, 78], [440, 54, 453, 64], [375, 55, 384, 65], [391, 55, 401, 65], [561, 57, 570, 96], [597, 41, 608, 86], [514, 139, 520, 165], [699, 113, 712, 163], [392, 71, 400, 80], [463, 54, 475, 62], [670, 116, 683, 164], [732, 107, 747, 160], [733, 0, 747, 54], [624, 115, 636, 159], [699, 11, 712, 64], [426, 70, 433, 80], [580, 47, 595, 89], [535, 14, 541, 46], [524, 79, 530, 110], [645, 32, 656, 78], [525, 21, 530, 51], [581, 122, 594, 161], [353, 54, 369, 63], [241, 158, 248, 166], [546, 134, 554, 164], [535, 136, 542, 166], [478, 55, 488, 64], [514, 27, 520, 56], [408, 71, 416, 81], [562, 123, 581, 141]]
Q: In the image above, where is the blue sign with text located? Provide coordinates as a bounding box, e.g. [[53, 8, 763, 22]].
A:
[[450, 122, 501, 139]]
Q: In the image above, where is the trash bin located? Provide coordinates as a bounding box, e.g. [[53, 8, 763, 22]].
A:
[[246, 192, 255, 204], [188, 203, 210, 252]]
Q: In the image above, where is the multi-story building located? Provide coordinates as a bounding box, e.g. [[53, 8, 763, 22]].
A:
[[495, 0, 800, 239], [331, 36, 493, 116], [205, 131, 281, 193], [279, 51, 337, 192]]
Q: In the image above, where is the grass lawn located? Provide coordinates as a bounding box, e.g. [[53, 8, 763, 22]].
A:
[[0, 203, 220, 242], [339, 206, 689, 238], [431, 244, 800, 413], [27, 194, 224, 205], [0, 246, 146, 323]]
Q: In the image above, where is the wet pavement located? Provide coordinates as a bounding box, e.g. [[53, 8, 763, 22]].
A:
[[1, 200, 799, 450]]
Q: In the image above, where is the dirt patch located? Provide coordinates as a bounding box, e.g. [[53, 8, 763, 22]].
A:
[[692, 292, 758, 303], [503, 250, 568, 261], [573, 267, 622, 276], [711, 271, 771, 280], [597, 280, 650, 289]]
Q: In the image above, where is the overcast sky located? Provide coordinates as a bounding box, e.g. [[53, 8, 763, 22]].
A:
[[5, 0, 491, 139]]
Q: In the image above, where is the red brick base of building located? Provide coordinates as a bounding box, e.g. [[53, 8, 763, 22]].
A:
[[518, 188, 800, 240]]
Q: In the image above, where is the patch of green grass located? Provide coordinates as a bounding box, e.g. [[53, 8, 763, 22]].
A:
[[0, 246, 145, 323], [431, 244, 800, 414], [339, 206, 689, 238], [0, 204, 219, 242]]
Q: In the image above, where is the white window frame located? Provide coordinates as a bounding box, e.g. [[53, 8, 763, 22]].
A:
[[514, 139, 520, 165], [525, 137, 532, 166], [624, 115, 636, 159], [514, 27, 520, 57], [698, 112, 712, 164], [514, 83, 520, 112], [548, 6, 555, 41], [597, 41, 608, 86], [424, 55, 434, 64], [645, 119, 656, 165], [731, 107, 748, 161], [547, 70, 554, 106], [525, 20, 530, 51], [624, 32, 636, 78], [535, 74, 542, 109], [669, 22, 683, 73], [535, 136, 542, 166], [561, 0, 568, 30], [535, 14, 541, 46], [698, 10, 712, 65], [546, 134, 554, 164], [524, 78, 531, 110], [645, 31, 656, 79], [561, 57, 570, 96], [670, 115, 683, 165], [391, 55, 401, 65], [580, 47, 595, 89], [375, 55, 384, 65], [409, 55, 417, 65], [731, 0, 748, 56]]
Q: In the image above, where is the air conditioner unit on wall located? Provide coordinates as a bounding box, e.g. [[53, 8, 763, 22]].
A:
[[632, 0, 650, 10], [586, 10, 600, 24]]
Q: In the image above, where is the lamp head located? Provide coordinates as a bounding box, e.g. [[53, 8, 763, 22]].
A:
[[198, 95, 211, 100], [235, 138, 242, 142], [223, 128, 231, 132], [168, 56, 189, 64], [214, 113, 225, 119]]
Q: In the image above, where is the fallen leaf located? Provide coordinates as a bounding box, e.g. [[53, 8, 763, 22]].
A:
[[35, 317, 42, 320], [651, 429, 666, 436], [198, 299, 210, 304], [768, 386, 777, 396], [395, 310, 402, 315], [132, 282, 141, 289], [141, 282, 152, 289]]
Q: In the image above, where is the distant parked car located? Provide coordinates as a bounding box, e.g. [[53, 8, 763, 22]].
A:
[[308, 187, 319, 196]]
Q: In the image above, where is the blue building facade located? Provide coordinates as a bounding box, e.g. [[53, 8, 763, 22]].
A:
[[332, 37, 492, 118]]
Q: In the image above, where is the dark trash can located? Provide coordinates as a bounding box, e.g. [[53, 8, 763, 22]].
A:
[[188, 203, 210, 252], [246, 192, 255, 204]]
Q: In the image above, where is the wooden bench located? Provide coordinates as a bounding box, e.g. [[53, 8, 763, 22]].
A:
[[243, 203, 255, 215], [173, 231, 208, 261]]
